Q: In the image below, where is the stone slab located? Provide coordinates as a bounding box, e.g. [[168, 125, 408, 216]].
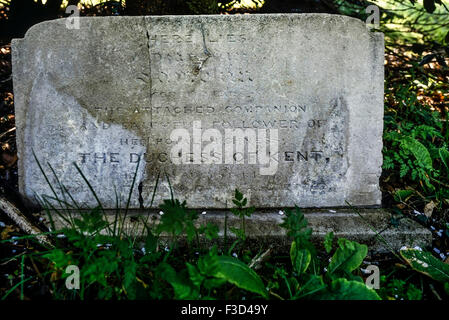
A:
[[12, 14, 384, 209], [46, 208, 432, 253]]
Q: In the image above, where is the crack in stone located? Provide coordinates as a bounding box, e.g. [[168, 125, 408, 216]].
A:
[[195, 23, 212, 74], [145, 20, 153, 128]]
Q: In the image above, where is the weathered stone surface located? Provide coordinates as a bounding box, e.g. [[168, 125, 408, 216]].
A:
[[12, 14, 384, 209], [47, 209, 432, 253]]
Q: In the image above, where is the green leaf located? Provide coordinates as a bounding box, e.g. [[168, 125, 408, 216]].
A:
[[43, 249, 72, 269], [394, 189, 415, 202], [322, 279, 381, 300], [280, 206, 313, 248], [328, 239, 367, 276], [400, 137, 433, 170], [198, 246, 220, 275], [439, 147, 449, 171], [290, 242, 311, 274], [123, 260, 138, 299], [232, 199, 241, 207], [159, 263, 199, 299], [144, 231, 158, 253], [324, 232, 334, 254], [186, 263, 204, 288], [213, 255, 268, 298], [203, 277, 227, 290], [400, 248, 449, 283], [293, 274, 326, 299], [234, 189, 243, 201], [200, 223, 219, 240]]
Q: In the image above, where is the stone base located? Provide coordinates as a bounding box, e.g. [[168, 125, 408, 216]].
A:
[[45, 208, 432, 254]]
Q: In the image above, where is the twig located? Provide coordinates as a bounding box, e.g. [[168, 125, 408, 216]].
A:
[[429, 283, 442, 301], [269, 290, 284, 300], [0, 127, 15, 140], [249, 247, 273, 270], [0, 196, 53, 247], [0, 76, 11, 83]]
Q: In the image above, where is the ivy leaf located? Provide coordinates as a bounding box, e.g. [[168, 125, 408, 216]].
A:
[[400, 248, 449, 283]]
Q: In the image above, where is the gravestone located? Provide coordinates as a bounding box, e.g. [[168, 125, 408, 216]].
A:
[[12, 14, 431, 251]]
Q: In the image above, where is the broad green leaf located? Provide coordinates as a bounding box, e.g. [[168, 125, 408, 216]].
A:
[[400, 248, 449, 283], [214, 256, 268, 298], [290, 241, 311, 274], [294, 249, 311, 275], [324, 232, 334, 254], [322, 279, 381, 300], [400, 137, 433, 170], [294, 274, 326, 299], [203, 277, 227, 290], [328, 239, 367, 275]]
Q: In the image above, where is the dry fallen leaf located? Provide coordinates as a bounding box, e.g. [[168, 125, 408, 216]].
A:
[[1, 225, 14, 240], [424, 201, 437, 218]]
